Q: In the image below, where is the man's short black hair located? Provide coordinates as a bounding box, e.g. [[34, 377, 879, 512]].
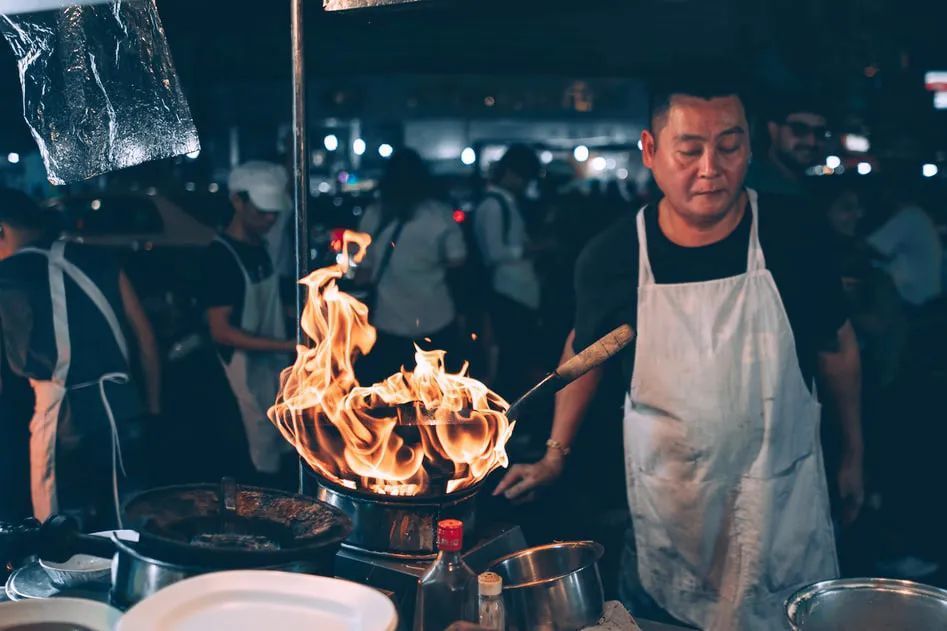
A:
[[0, 187, 44, 230], [647, 68, 751, 134], [0, 187, 62, 237], [494, 143, 541, 182]]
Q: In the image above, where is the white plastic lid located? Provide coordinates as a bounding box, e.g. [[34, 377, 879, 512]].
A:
[[478, 571, 503, 596]]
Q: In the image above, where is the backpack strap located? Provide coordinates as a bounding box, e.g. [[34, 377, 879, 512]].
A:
[[482, 191, 512, 247]]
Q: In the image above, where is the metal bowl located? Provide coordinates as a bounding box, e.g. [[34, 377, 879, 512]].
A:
[[489, 541, 605, 631], [786, 578, 947, 630]]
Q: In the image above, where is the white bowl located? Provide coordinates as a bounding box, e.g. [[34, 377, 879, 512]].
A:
[[38, 529, 138, 588]]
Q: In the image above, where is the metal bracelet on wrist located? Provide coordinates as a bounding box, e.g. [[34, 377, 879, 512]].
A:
[[545, 438, 570, 457]]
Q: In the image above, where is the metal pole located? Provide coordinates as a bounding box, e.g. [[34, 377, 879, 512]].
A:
[[291, 0, 310, 346], [291, 0, 310, 493]]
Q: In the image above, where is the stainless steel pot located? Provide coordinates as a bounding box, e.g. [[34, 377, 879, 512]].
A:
[[488, 541, 605, 631], [786, 577, 947, 630], [307, 471, 480, 558], [108, 479, 350, 607]]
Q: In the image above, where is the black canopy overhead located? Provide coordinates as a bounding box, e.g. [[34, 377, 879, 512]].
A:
[[158, 0, 765, 80]]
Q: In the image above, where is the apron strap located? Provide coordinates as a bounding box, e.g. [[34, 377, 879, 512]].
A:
[[214, 235, 253, 285], [47, 242, 73, 384], [30, 241, 132, 527], [50, 241, 130, 364], [634, 206, 654, 286], [745, 188, 767, 272]]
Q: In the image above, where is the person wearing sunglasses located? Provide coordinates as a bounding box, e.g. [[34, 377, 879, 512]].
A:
[[747, 95, 831, 197]]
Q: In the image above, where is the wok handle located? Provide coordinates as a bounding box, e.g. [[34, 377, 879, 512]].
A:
[[506, 324, 635, 421], [36, 515, 117, 562], [556, 324, 635, 382], [221, 477, 238, 515], [0, 518, 41, 565]]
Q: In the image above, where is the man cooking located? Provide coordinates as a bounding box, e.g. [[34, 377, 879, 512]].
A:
[[201, 161, 296, 482], [495, 74, 863, 630]]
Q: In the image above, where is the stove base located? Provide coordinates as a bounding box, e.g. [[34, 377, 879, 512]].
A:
[[333, 523, 526, 630]]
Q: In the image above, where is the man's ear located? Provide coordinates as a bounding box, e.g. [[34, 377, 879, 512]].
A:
[[641, 130, 657, 170], [767, 121, 780, 145]]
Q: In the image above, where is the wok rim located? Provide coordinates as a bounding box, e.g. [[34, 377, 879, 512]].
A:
[[310, 469, 487, 505]]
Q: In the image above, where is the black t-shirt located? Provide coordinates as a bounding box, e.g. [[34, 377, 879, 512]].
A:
[[200, 235, 274, 362], [573, 193, 847, 390]]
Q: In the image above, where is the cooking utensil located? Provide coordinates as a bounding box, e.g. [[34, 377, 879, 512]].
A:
[[111, 479, 352, 607], [786, 577, 947, 630], [0, 597, 122, 631], [307, 470, 481, 558], [116, 570, 397, 631], [38, 530, 137, 589], [1, 479, 353, 608], [505, 324, 634, 422], [488, 540, 605, 631]]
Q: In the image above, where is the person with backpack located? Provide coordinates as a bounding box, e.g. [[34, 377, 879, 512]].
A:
[[472, 144, 542, 400], [356, 148, 467, 384]]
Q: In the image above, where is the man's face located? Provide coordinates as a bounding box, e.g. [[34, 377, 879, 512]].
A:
[[233, 194, 279, 237], [641, 94, 750, 224], [501, 171, 530, 196], [827, 191, 864, 238], [768, 112, 829, 173]]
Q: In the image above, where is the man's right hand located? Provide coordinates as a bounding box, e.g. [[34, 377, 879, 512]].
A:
[[492, 454, 564, 502]]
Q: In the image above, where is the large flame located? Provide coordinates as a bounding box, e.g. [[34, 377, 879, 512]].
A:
[[268, 231, 514, 496]]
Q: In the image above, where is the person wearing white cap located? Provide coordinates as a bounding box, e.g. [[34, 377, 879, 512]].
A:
[[201, 161, 295, 478]]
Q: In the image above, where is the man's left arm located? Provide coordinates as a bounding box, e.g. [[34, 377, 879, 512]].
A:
[[818, 320, 864, 525]]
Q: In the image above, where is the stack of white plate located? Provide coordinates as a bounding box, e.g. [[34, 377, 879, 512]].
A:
[[117, 570, 398, 631]]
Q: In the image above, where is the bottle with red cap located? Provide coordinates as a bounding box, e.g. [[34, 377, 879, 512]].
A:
[[413, 519, 477, 630]]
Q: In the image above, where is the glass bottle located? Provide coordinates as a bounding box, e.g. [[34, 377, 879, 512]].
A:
[[414, 519, 477, 630], [477, 571, 506, 630]]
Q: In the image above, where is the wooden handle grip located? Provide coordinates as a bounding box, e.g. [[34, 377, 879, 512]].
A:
[[555, 324, 635, 382]]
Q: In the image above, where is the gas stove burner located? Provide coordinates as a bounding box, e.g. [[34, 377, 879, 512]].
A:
[[302, 467, 481, 557]]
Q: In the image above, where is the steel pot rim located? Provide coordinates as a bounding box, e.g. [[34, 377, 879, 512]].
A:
[[785, 577, 947, 628], [489, 540, 605, 591], [121, 481, 353, 565]]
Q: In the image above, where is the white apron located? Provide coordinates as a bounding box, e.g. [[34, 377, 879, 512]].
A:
[[623, 190, 838, 630], [214, 236, 291, 474], [19, 241, 131, 527]]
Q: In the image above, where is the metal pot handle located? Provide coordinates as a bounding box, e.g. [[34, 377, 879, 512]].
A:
[[221, 477, 238, 516]]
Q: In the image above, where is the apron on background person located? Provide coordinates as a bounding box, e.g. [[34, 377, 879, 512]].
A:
[[18, 241, 133, 527], [214, 237, 292, 475], [621, 190, 838, 630]]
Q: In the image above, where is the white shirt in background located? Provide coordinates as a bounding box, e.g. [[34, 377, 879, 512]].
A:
[[358, 200, 466, 337], [473, 185, 541, 310], [868, 205, 943, 306]]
